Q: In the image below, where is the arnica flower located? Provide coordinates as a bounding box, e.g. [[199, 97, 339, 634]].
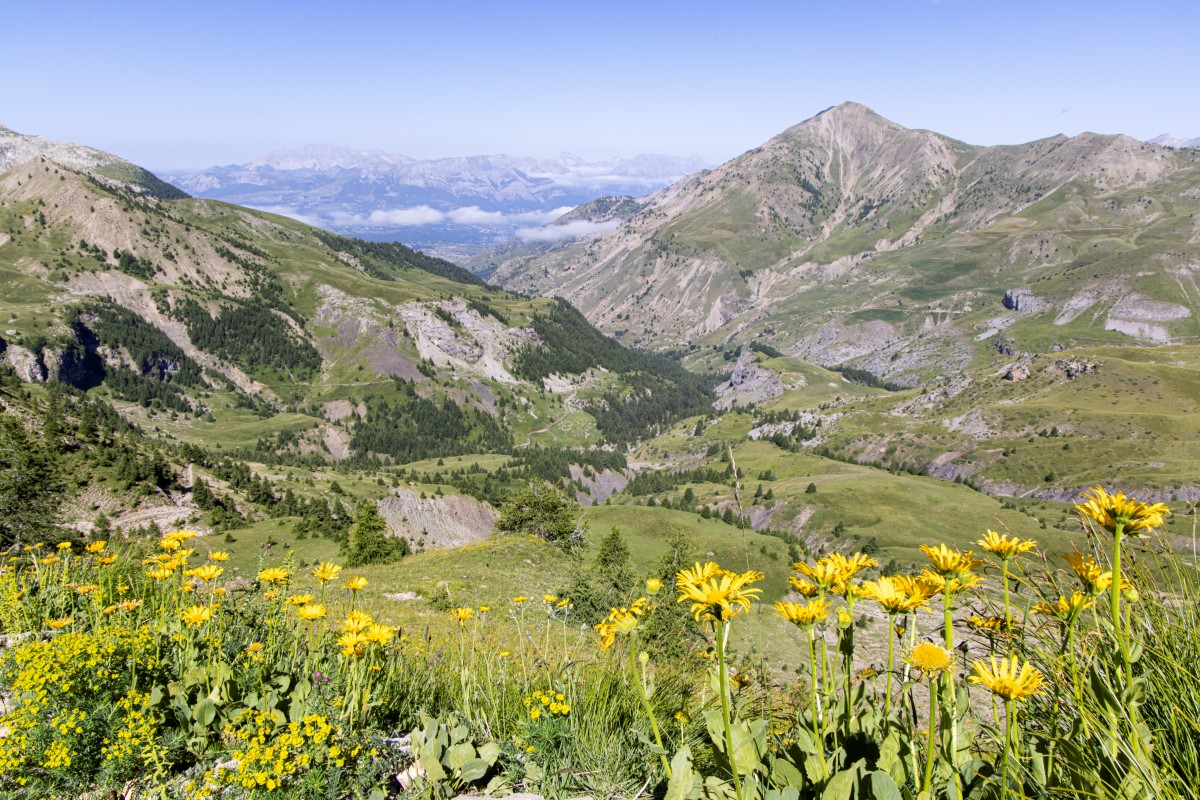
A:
[[1076, 485, 1170, 537], [85, 540, 107, 554], [56, 541, 73, 551], [791, 559, 844, 593], [1033, 592, 1095, 620], [46, 617, 74, 629], [511, 595, 529, 605], [1064, 551, 1124, 595], [297, 603, 328, 621], [773, 598, 830, 628], [826, 551, 879, 582], [257, 567, 290, 585], [76, 583, 101, 596], [543, 594, 557, 603], [861, 575, 934, 613], [97, 554, 117, 565], [312, 562, 343, 583], [146, 566, 174, 580], [976, 530, 1038, 559], [286, 593, 316, 606], [245, 642, 264, 661], [919, 570, 983, 597], [209, 551, 231, 562], [365, 623, 395, 645], [967, 615, 1019, 635], [969, 655, 1045, 701], [188, 565, 224, 583], [676, 562, 763, 623], [158, 538, 181, 552], [341, 610, 372, 633], [646, 577, 663, 596], [908, 642, 953, 674], [478, 605, 491, 613], [595, 599, 648, 649], [556, 597, 571, 608], [450, 607, 474, 626], [338, 632, 369, 657], [181, 605, 213, 627], [343, 576, 368, 591], [788, 577, 821, 597], [920, 543, 984, 577]]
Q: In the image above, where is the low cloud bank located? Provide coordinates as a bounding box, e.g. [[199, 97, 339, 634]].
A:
[[328, 205, 574, 228], [515, 219, 621, 243]]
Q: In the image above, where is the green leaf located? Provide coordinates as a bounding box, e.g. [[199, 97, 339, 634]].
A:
[[822, 768, 856, 800], [446, 742, 476, 771], [867, 770, 903, 800], [457, 757, 488, 783], [477, 741, 500, 766], [664, 747, 697, 800], [194, 697, 217, 728]]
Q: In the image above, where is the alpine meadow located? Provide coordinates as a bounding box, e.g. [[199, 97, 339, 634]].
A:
[[4, 18, 1200, 800]]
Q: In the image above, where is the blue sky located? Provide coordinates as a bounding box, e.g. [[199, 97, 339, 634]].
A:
[[5, 1, 1197, 170]]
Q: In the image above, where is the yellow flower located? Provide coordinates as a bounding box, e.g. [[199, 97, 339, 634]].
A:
[[312, 562, 343, 583], [908, 642, 953, 673], [861, 575, 934, 613], [158, 538, 181, 552], [57, 541, 73, 551], [826, 551, 879, 582], [341, 610, 372, 633], [97, 554, 118, 565], [969, 655, 1045, 701], [543, 594, 557, 603], [257, 567, 290, 585], [245, 642, 264, 661], [478, 605, 491, 613], [792, 559, 844, 592], [209, 551, 231, 562], [286, 593, 316, 606], [85, 540, 107, 554], [1076, 486, 1169, 537], [788, 576, 821, 597], [188, 565, 224, 583], [967, 615, 1018, 635], [920, 543, 984, 577], [365, 623, 395, 645], [450, 607, 474, 626], [145, 566, 174, 580], [46, 617, 74, 629], [646, 577, 663, 596], [511, 595, 529, 605], [975, 530, 1038, 559], [343, 576, 368, 591], [919, 570, 984, 597], [181, 605, 213, 627], [675, 562, 763, 624], [1064, 551, 1124, 595], [1033, 592, 1095, 620], [76, 583, 101, 596], [556, 597, 571, 608], [773, 598, 830, 628], [337, 632, 370, 657], [297, 603, 328, 621]]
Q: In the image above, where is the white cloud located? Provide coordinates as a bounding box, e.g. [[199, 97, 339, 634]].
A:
[[515, 219, 621, 243], [446, 206, 506, 225], [366, 205, 446, 226], [508, 206, 574, 224]]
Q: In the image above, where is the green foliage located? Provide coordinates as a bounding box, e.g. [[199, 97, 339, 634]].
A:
[[175, 297, 321, 380], [0, 412, 66, 548], [406, 712, 503, 798], [312, 229, 485, 286], [496, 483, 582, 546], [345, 500, 406, 566]]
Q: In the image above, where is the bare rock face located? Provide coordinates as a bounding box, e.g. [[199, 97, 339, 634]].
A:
[[1002, 288, 1049, 313], [377, 488, 498, 551], [715, 350, 784, 409], [1004, 363, 1030, 381], [3, 344, 46, 381]]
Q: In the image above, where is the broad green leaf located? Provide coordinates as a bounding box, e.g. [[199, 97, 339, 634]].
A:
[[664, 746, 696, 800], [867, 770, 903, 800], [822, 768, 856, 800], [194, 697, 217, 728], [478, 741, 500, 765], [458, 757, 488, 783], [446, 742, 476, 771]]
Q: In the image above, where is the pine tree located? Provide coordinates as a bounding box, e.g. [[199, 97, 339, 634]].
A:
[[345, 501, 406, 566]]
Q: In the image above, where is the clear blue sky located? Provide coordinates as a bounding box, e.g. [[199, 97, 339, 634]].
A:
[[5, 0, 1197, 170]]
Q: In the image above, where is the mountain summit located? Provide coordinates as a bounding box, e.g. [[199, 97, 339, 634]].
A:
[[490, 103, 1198, 384]]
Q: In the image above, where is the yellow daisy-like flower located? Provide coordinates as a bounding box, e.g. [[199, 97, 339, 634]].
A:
[[75, 583, 101, 596], [341, 610, 373, 633], [188, 565, 224, 583], [908, 642, 953, 673], [343, 576, 368, 591], [1033, 592, 1095, 620], [337, 632, 370, 657], [675, 562, 763, 624], [1076, 486, 1169, 537], [773, 598, 830, 628], [208, 551, 231, 562], [56, 541, 73, 551], [861, 575, 935, 613], [788, 576, 821, 597], [646, 577, 663, 596], [158, 537, 181, 552], [297, 603, 328, 621], [478, 605, 491, 613], [511, 595, 529, 605], [245, 642, 264, 661], [257, 567, 290, 585], [556, 597, 571, 608], [85, 540, 107, 554], [46, 617, 74, 629], [145, 566, 174, 580], [920, 543, 984, 577], [969, 655, 1045, 701], [450, 607, 474, 626], [286, 593, 316, 606], [181, 605, 213, 627], [166, 529, 198, 542], [1064, 551, 1124, 595], [919, 570, 984, 597], [543, 593, 557, 603], [312, 562, 343, 583], [365, 623, 395, 645], [976, 530, 1038, 559], [97, 554, 118, 565], [967, 615, 1018, 635], [827, 551, 879, 582], [792, 559, 844, 592]]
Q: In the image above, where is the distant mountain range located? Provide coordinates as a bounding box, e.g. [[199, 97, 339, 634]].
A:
[[162, 147, 708, 259], [488, 102, 1200, 385], [1148, 134, 1200, 148]]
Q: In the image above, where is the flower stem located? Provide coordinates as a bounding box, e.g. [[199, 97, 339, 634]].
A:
[[715, 620, 744, 800], [923, 678, 939, 795], [806, 627, 827, 777]]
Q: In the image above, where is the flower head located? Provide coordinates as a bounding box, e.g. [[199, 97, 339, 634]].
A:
[[365, 623, 395, 645], [85, 540, 107, 554], [646, 578, 663, 596], [341, 610, 373, 633], [343, 576, 368, 591], [46, 617, 74, 629], [1065, 551, 1125, 595], [450, 607, 474, 627], [337, 632, 369, 657], [976, 530, 1038, 560], [181, 605, 213, 627], [675, 562, 763, 624], [969, 655, 1045, 701], [286, 593, 316, 606], [920, 543, 984, 577], [773, 598, 830, 628], [908, 642, 953, 674], [862, 575, 935, 613], [209, 551, 230, 562], [188, 565, 224, 583], [312, 562, 343, 583], [257, 567, 290, 585], [1033, 592, 1095, 620], [297, 603, 328, 621], [1076, 486, 1169, 537]]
